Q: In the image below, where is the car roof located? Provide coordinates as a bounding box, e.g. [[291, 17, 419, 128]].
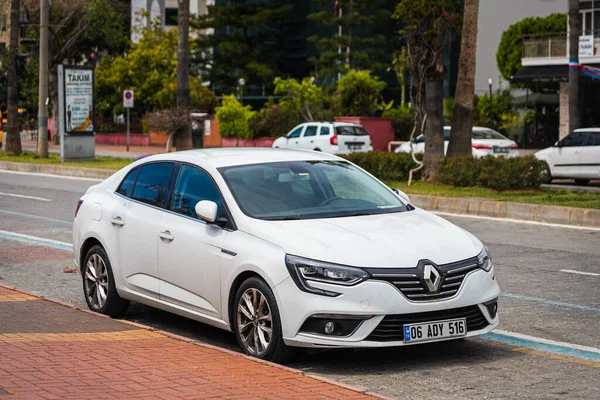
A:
[[136, 148, 342, 169], [574, 127, 600, 132], [443, 126, 494, 130], [299, 121, 362, 127]]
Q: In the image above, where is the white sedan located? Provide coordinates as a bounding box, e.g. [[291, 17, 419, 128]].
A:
[[73, 148, 499, 362], [535, 128, 600, 185], [395, 127, 520, 158]]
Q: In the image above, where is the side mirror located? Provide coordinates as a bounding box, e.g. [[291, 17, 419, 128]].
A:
[[195, 200, 218, 223], [554, 141, 560, 147], [391, 188, 411, 204]]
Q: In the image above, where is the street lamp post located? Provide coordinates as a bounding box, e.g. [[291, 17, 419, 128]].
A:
[[488, 78, 493, 129]]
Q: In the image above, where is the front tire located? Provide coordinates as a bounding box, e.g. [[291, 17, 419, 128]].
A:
[[541, 162, 552, 184], [233, 277, 296, 363], [82, 245, 129, 317]]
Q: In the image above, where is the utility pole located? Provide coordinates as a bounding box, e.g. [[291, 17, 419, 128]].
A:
[[37, 0, 49, 158]]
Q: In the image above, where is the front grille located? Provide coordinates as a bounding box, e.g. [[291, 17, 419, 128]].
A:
[[366, 305, 489, 342], [366, 257, 480, 302]]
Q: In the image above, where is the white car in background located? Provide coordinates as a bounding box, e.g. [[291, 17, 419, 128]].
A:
[[73, 148, 499, 363], [535, 128, 600, 185], [272, 122, 373, 154], [395, 127, 520, 158]]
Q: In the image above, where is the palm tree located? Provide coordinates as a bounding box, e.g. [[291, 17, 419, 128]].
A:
[[176, 0, 193, 150], [6, 0, 22, 154], [447, 0, 479, 157], [568, 0, 580, 132]]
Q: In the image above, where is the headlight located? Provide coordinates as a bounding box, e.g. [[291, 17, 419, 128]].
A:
[[285, 255, 370, 297], [477, 246, 493, 272]]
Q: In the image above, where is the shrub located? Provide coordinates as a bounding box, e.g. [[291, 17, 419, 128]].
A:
[[216, 95, 255, 140], [336, 70, 387, 117], [382, 107, 416, 141], [438, 155, 546, 191], [341, 152, 422, 182], [249, 105, 300, 138]]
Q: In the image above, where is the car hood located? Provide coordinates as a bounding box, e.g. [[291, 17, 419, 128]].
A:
[[249, 209, 482, 267]]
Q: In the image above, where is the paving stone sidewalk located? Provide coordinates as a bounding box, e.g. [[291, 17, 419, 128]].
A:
[[0, 285, 384, 400]]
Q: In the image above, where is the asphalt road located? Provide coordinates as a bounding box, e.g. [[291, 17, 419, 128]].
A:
[[1, 170, 599, 399]]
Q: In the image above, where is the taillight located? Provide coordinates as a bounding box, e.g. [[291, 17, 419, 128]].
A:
[[510, 144, 518, 149], [330, 135, 338, 145], [75, 199, 84, 217], [472, 143, 492, 150]]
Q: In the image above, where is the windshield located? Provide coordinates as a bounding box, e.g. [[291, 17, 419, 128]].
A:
[[219, 160, 408, 220], [472, 129, 507, 140], [336, 126, 369, 136]]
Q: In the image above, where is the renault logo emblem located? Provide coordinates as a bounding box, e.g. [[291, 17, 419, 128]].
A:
[[423, 264, 442, 293]]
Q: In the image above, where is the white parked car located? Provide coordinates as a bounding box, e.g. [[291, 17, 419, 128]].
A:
[[395, 126, 520, 158], [73, 148, 499, 362], [535, 128, 600, 185], [272, 122, 373, 154]]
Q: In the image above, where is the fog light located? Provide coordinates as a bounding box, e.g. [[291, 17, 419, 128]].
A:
[[324, 321, 335, 335]]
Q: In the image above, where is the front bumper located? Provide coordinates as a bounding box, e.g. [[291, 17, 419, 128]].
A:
[[274, 268, 499, 348]]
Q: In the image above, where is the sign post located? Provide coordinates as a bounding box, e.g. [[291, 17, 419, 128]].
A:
[[58, 65, 95, 161], [123, 90, 134, 151]]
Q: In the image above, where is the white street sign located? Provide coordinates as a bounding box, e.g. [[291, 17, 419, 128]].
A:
[[123, 90, 134, 108], [579, 35, 594, 58]]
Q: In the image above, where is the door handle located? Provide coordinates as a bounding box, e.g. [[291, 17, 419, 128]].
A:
[[574, 150, 580, 155], [310, 140, 314, 143], [159, 230, 174, 242], [110, 217, 125, 227]]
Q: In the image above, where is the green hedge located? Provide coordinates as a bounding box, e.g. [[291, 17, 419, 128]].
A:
[[341, 152, 422, 182], [438, 155, 547, 191]]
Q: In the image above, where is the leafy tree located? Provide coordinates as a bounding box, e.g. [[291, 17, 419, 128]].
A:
[[191, 0, 293, 95], [216, 95, 255, 142], [273, 77, 324, 121], [335, 70, 386, 116], [394, 0, 460, 181], [308, 0, 392, 78], [496, 13, 566, 81], [95, 27, 217, 117]]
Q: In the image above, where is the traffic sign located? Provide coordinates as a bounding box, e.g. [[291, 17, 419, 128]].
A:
[[123, 90, 134, 108]]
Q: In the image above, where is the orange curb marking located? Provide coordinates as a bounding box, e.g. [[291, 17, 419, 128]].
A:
[[0, 329, 165, 343], [0, 294, 38, 302]]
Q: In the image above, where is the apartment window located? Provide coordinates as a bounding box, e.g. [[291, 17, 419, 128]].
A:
[[165, 8, 178, 26]]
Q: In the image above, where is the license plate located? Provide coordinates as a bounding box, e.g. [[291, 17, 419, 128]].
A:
[[403, 318, 466, 343], [493, 146, 509, 154], [348, 143, 363, 151]]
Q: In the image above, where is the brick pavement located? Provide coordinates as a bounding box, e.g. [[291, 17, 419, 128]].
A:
[[0, 285, 386, 400]]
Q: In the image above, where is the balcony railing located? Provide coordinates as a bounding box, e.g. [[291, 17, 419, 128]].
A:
[[522, 34, 567, 59]]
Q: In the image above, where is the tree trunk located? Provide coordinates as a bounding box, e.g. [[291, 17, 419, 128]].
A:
[[448, 0, 479, 157], [6, 0, 22, 155], [423, 57, 445, 181], [176, 0, 193, 150], [50, 65, 60, 145], [568, 0, 581, 133]]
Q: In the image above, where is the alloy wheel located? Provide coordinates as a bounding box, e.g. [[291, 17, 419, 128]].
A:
[[237, 288, 273, 356], [84, 254, 109, 310]]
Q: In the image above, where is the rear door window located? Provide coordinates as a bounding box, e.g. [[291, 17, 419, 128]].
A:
[[585, 132, 600, 145], [303, 125, 318, 137], [131, 163, 174, 207]]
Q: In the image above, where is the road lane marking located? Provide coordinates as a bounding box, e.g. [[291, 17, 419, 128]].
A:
[[560, 269, 600, 277], [0, 169, 104, 182], [0, 229, 72, 251], [483, 329, 600, 362], [0, 191, 51, 202], [502, 293, 600, 314], [433, 211, 600, 232], [0, 209, 71, 224]]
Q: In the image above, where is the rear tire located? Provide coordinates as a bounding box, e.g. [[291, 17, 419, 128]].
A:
[[574, 179, 590, 186], [232, 277, 296, 363], [82, 245, 130, 318]]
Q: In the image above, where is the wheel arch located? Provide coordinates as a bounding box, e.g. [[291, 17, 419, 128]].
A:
[[227, 270, 269, 327], [79, 235, 108, 277]]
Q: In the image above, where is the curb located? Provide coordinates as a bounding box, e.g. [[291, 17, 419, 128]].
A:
[[0, 161, 116, 179], [409, 194, 600, 228], [0, 282, 392, 400]]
